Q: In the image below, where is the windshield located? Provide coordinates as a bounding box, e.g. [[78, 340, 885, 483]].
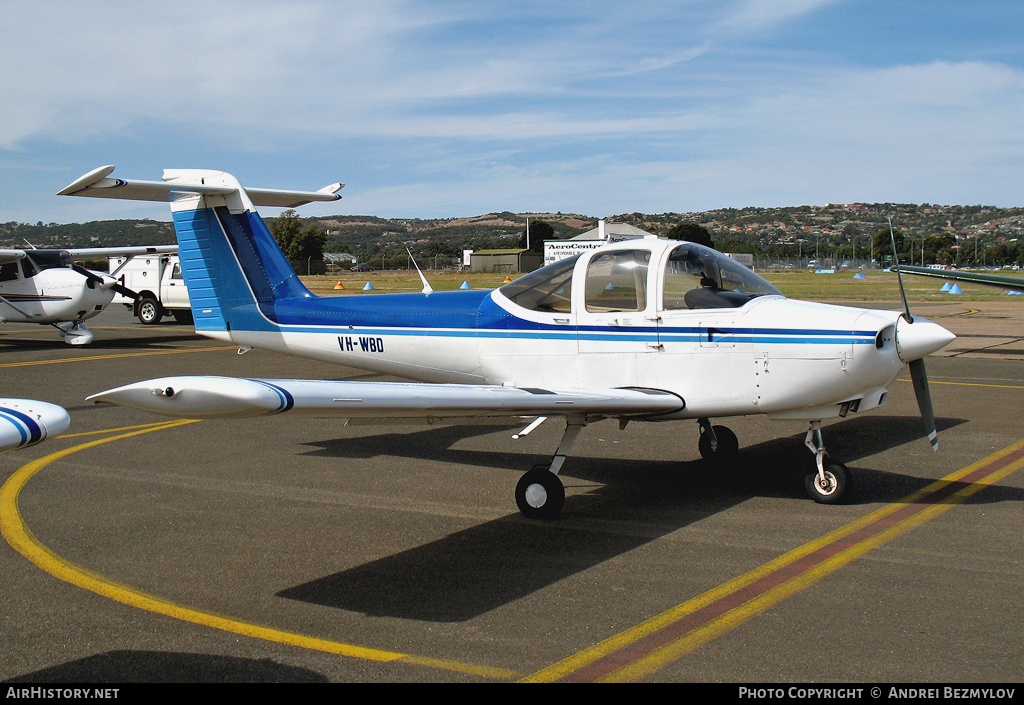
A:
[[24, 250, 73, 278], [499, 255, 578, 313], [663, 243, 782, 310]]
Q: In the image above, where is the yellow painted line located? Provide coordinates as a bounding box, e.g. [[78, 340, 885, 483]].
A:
[[0, 346, 238, 368], [0, 423, 520, 681], [524, 438, 1024, 683]]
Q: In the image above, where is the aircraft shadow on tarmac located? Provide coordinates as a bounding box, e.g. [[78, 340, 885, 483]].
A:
[[3, 650, 327, 684], [0, 330, 200, 352], [279, 414, 1022, 623]]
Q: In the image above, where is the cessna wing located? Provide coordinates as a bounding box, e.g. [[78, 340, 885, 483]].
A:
[[0, 249, 28, 264], [894, 264, 1024, 292], [87, 376, 685, 421], [67, 245, 178, 259]]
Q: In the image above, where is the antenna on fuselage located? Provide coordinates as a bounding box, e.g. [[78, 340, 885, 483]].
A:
[[405, 247, 434, 295]]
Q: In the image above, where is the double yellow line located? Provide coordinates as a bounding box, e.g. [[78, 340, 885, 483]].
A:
[[523, 439, 1024, 682]]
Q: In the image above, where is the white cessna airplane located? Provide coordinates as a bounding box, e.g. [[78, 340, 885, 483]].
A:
[[0, 398, 70, 452], [62, 166, 955, 517], [0, 236, 177, 344]]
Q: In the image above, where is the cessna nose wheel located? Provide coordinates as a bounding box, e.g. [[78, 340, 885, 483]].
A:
[[805, 460, 850, 504]]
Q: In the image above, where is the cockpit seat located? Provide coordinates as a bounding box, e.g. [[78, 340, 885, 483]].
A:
[[683, 287, 751, 310]]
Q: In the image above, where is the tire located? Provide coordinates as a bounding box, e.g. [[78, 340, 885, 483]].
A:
[[137, 296, 163, 325], [172, 309, 194, 324], [805, 461, 851, 505], [515, 468, 565, 519], [698, 425, 739, 462]]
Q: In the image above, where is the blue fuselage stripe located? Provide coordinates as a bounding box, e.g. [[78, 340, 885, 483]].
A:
[[0, 407, 42, 447]]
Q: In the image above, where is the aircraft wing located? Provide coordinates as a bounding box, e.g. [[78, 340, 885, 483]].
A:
[[58, 165, 343, 208], [0, 249, 27, 263], [87, 376, 685, 421], [66, 245, 178, 259], [895, 264, 1024, 291]]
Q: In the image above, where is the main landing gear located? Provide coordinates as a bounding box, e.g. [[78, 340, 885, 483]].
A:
[[513, 415, 585, 519], [803, 420, 851, 504]]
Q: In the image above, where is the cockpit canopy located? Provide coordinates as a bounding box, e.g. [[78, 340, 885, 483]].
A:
[[499, 241, 782, 314], [0, 250, 74, 282]]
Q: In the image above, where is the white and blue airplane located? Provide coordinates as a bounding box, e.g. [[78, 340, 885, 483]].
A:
[[0, 241, 178, 345], [61, 166, 955, 517], [0, 398, 70, 452]]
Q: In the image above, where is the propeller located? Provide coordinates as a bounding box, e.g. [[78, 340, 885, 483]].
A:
[[889, 217, 939, 451], [71, 263, 139, 299]]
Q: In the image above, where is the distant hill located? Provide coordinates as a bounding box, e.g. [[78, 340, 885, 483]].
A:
[[4, 202, 1024, 266], [0, 219, 175, 249]]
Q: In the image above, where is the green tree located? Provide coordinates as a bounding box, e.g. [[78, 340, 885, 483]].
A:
[[270, 210, 328, 273], [873, 226, 906, 263], [665, 222, 715, 249], [519, 220, 554, 253], [270, 210, 304, 257]]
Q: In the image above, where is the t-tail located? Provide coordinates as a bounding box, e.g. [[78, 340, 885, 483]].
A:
[[57, 166, 344, 338]]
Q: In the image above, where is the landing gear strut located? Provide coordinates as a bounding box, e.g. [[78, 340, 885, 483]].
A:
[[54, 321, 94, 346], [514, 415, 585, 519], [803, 421, 851, 504]]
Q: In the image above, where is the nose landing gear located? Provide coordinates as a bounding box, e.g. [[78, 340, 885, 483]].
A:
[[804, 421, 851, 504]]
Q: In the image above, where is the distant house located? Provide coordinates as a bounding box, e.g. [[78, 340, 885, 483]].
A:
[[469, 248, 543, 273]]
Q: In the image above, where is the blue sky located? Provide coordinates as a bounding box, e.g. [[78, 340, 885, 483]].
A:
[[3, 1, 1024, 225]]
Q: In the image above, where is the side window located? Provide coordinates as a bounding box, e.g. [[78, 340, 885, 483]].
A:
[[585, 250, 650, 312], [663, 247, 712, 309], [0, 262, 20, 282], [171, 262, 183, 280]]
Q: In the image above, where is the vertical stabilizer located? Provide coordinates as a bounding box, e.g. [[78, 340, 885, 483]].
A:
[[58, 166, 344, 337]]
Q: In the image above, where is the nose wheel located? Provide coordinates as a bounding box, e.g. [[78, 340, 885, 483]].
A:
[[804, 421, 852, 504]]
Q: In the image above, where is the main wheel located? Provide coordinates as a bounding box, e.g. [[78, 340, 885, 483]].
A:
[[698, 425, 739, 462], [515, 467, 565, 519], [137, 296, 163, 325], [805, 460, 851, 504]]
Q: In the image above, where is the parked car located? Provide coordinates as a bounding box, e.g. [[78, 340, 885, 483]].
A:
[[350, 263, 372, 272]]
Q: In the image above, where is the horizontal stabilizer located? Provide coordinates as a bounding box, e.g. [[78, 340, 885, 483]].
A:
[[87, 376, 685, 420], [58, 165, 343, 208]]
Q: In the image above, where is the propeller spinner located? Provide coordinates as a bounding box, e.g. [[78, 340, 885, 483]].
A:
[[71, 264, 138, 299]]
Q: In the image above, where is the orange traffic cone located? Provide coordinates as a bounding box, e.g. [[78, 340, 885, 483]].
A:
[[503, 276, 511, 283], [334, 281, 345, 290]]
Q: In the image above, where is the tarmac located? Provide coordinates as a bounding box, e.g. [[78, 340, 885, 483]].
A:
[[0, 300, 1021, 683]]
